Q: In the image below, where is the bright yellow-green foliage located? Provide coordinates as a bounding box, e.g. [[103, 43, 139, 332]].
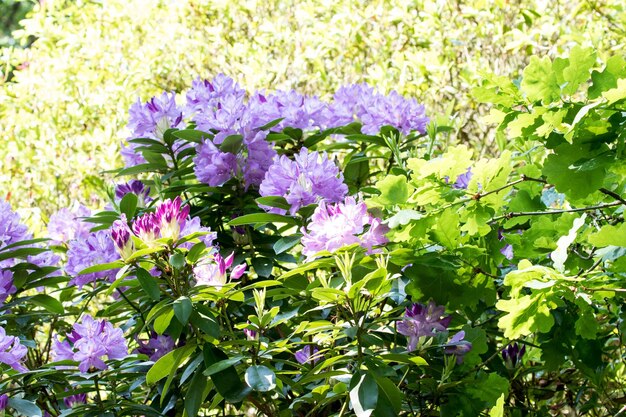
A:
[[0, 0, 624, 229]]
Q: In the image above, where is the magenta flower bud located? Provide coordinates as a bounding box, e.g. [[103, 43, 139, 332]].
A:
[[132, 212, 160, 245], [115, 180, 152, 207], [154, 197, 190, 241], [244, 325, 258, 341], [0, 394, 8, 410], [111, 216, 134, 260], [231, 263, 246, 280]]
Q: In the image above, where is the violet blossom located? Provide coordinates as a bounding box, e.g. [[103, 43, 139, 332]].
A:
[[135, 333, 175, 361], [0, 327, 28, 372], [502, 342, 526, 368], [65, 230, 120, 288], [295, 345, 322, 365], [47, 204, 92, 245], [397, 301, 451, 352], [52, 315, 128, 373], [0, 394, 7, 410], [115, 180, 152, 207], [443, 331, 473, 364], [63, 392, 87, 408], [193, 139, 238, 187], [111, 215, 134, 260], [300, 196, 389, 258], [0, 271, 16, 304], [193, 252, 246, 287], [259, 148, 348, 215]]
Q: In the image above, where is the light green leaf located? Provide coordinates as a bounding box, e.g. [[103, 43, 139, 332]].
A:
[[245, 365, 276, 392], [521, 55, 560, 103], [589, 223, 626, 247]]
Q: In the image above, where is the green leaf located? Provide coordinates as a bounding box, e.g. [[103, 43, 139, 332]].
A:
[[119, 192, 138, 219], [350, 373, 378, 417], [273, 234, 302, 254], [169, 253, 186, 270], [7, 398, 42, 417], [373, 175, 411, 206], [562, 46, 596, 95], [256, 196, 290, 211], [251, 257, 273, 278], [589, 223, 626, 247], [589, 55, 626, 99], [489, 394, 505, 417], [467, 372, 509, 408], [204, 356, 243, 376], [190, 308, 220, 339], [173, 296, 193, 325], [228, 213, 296, 226], [521, 55, 560, 103], [172, 129, 213, 143], [203, 345, 249, 403], [154, 307, 174, 334], [30, 294, 64, 314], [245, 365, 276, 392], [602, 78, 626, 105], [219, 134, 243, 153], [146, 344, 196, 385], [136, 267, 161, 301], [429, 208, 460, 249], [186, 242, 207, 264], [496, 292, 556, 339], [373, 376, 402, 415], [77, 260, 124, 275], [185, 366, 209, 417]]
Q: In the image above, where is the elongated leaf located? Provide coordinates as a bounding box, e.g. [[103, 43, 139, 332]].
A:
[[173, 296, 192, 325], [136, 267, 161, 301], [228, 213, 296, 226], [146, 344, 196, 385], [30, 294, 64, 314]]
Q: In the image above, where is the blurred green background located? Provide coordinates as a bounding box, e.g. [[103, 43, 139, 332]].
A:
[[1, 0, 624, 230]]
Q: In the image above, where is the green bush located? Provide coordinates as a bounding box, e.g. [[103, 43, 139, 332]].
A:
[[1, 0, 624, 230]]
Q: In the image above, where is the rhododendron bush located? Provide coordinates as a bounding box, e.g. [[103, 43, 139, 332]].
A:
[[2, 48, 626, 416]]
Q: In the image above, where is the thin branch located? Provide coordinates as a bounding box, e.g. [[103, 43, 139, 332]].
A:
[[490, 201, 622, 223], [599, 188, 626, 206]]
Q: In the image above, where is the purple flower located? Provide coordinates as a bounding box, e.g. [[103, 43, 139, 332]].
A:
[[259, 148, 348, 215], [52, 315, 128, 373], [47, 204, 92, 245], [0, 271, 16, 304], [0, 394, 7, 410], [193, 139, 238, 187], [154, 196, 190, 241], [178, 216, 217, 250], [452, 168, 473, 190], [0, 201, 29, 249], [136, 333, 175, 361], [0, 327, 27, 372], [65, 230, 120, 289], [111, 216, 134, 260], [242, 130, 277, 188], [498, 229, 515, 261], [63, 391, 86, 408], [243, 323, 258, 341], [327, 83, 376, 127], [444, 331, 473, 364], [194, 252, 246, 287], [397, 301, 451, 352], [295, 345, 322, 365], [115, 180, 152, 207], [185, 74, 246, 119], [127, 92, 184, 140], [300, 196, 389, 258], [359, 90, 429, 136], [502, 342, 526, 368]]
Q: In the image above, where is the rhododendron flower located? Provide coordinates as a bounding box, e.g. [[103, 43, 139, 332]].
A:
[[397, 301, 451, 352], [154, 197, 190, 240], [115, 180, 152, 207], [65, 230, 120, 288], [47, 204, 92, 245], [193, 139, 238, 187], [0, 271, 16, 304], [295, 345, 322, 365], [452, 168, 473, 190], [0, 394, 7, 410], [300, 197, 388, 258], [52, 315, 127, 373], [502, 342, 526, 368], [444, 331, 473, 364], [194, 252, 246, 287], [136, 333, 175, 361], [259, 148, 348, 215], [0, 327, 28, 372], [111, 216, 134, 260], [128, 92, 184, 140], [63, 392, 87, 408]]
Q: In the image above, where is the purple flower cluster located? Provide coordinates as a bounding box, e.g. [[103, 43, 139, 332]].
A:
[[63, 391, 87, 408], [65, 230, 120, 289], [53, 315, 128, 373], [135, 333, 175, 361], [259, 148, 348, 215], [0, 271, 17, 304], [0, 326, 28, 372], [443, 331, 473, 364], [193, 252, 246, 288], [300, 196, 388, 258], [122, 92, 185, 167], [47, 204, 92, 245], [502, 342, 526, 367], [397, 301, 451, 352], [452, 168, 473, 190]]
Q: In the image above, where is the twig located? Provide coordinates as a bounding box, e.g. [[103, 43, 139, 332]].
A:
[[490, 201, 622, 223]]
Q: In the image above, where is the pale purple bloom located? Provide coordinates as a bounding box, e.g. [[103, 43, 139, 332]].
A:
[[452, 168, 473, 190], [0, 271, 16, 304], [65, 230, 120, 288], [500, 244, 514, 260], [397, 301, 451, 352], [63, 392, 87, 408], [327, 83, 376, 127], [185, 74, 246, 119], [52, 315, 128, 373], [300, 196, 389, 258], [0, 327, 28, 372], [444, 331, 473, 364], [295, 345, 322, 365], [132, 212, 160, 245], [121, 142, 147, 167], [136, 333, 175, 361], [0, 394, 7, 410], [178, 216, 217, 250], [242, 130, 277, 188], [194, 252, 246, 287], [115, 180, 152, 207], [127, 92, 184, 140], [359, 90, 428, 136], [193, 139, 238, 187], [502, 342, 526, 368], [255, 90, 330, 130], [47, 204, 92, 245], [259, 148, 348, 215]]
